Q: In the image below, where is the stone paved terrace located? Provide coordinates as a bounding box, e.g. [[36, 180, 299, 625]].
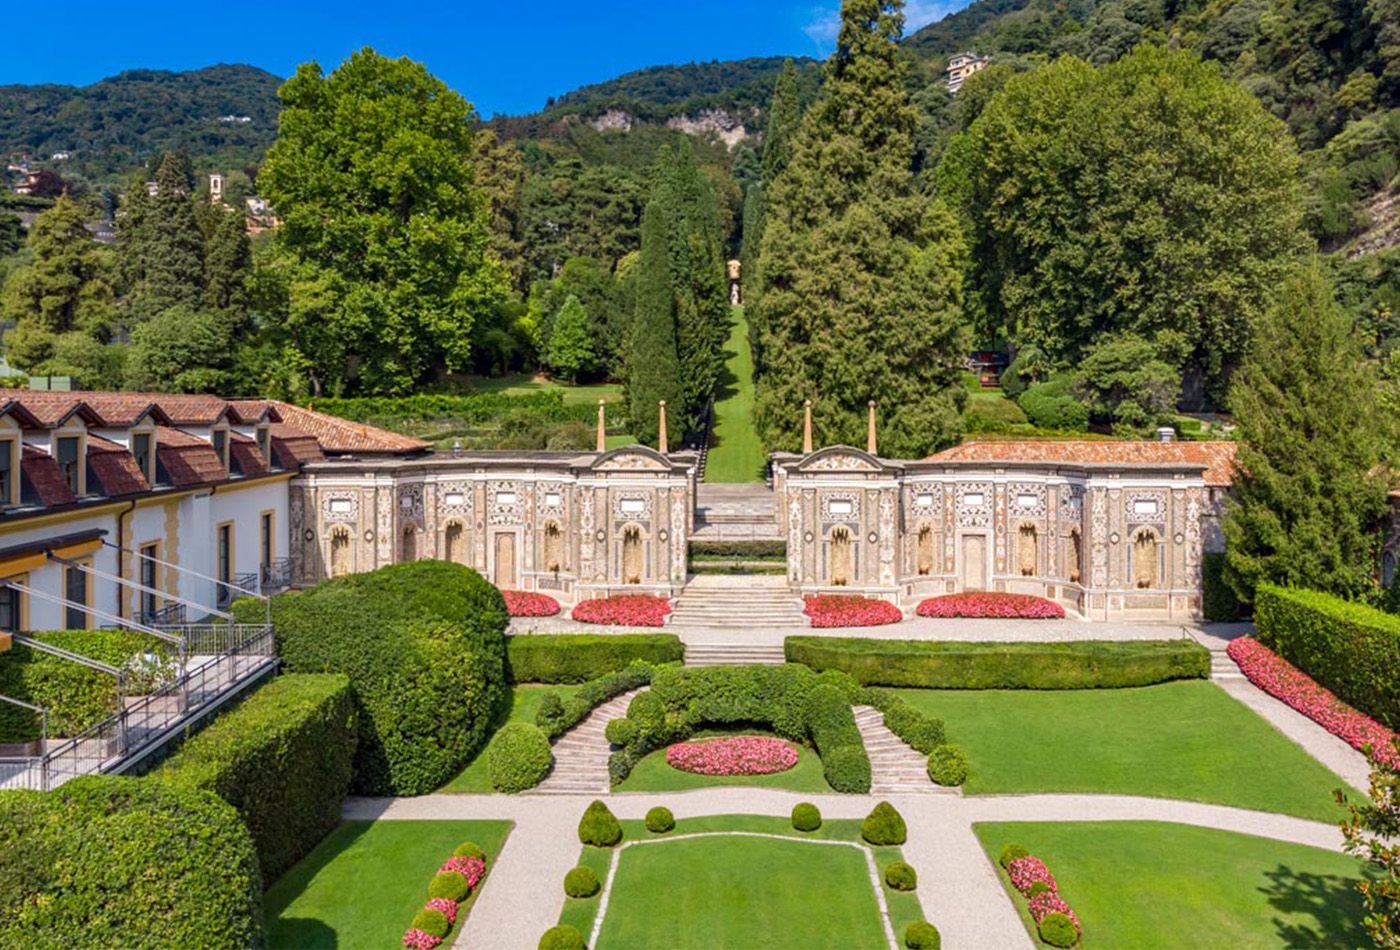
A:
[[692, 483, 781, 540]]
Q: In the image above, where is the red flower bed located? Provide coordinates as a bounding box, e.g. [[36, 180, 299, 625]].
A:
[[665, 736, 799, 776], [1007, 854, 1083, 940], [500, 590, 560, 617], [916, 592, 1066, 619], [1227, 636, 1400, 767], [803, 595, 903, 628], [571, 594, 671, 627]]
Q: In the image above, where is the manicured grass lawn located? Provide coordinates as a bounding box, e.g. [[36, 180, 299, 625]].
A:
[[567, 815, 919, 949], [975, 821, 1372, 949], [894, 681, 1352, 822], [705, 306, 766, 483], [265, 819, 511, 949], [466, 372, 624, 406], [614, 733, 834, 793], [440, 685, 579, 793]]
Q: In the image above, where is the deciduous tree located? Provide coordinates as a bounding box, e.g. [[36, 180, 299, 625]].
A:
[[546, 295, 596, 382]]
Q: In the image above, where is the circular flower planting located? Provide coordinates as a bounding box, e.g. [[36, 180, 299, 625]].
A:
[[501, 590, 561, 617], [916, 592, 1066, 619], [572, 594, 671, 627], [665, 736, 799, 776], [803, 595, 903, 628]]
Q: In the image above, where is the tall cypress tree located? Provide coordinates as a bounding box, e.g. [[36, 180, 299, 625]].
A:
[[1224, 261, 1392, 602], [627, 192, 684, 446], [753, 0, 969, 457], [122, 153, 206, 319], [665, 139, 728, 422]]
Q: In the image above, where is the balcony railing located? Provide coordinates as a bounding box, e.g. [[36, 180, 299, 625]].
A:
[[260, 557, 294, 593], [217, 572, 260, 609]]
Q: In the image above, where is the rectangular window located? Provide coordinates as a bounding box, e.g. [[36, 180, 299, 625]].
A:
[[217, 523, 232, 586], [65, 563, 88, 629], [0, 584, 15, 631], [256, 427, 269, 462], [132, 433, 151, 482], [139, 543, 158, 620], [56, 436, 81, 495], [212, 429, 227, 467], [0, 439, 12, 506], [260, 512, 273, 571]]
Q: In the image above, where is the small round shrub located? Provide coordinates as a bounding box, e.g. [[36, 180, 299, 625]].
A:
[[563, 866, 600, 898], [884, 860, 917, 891], [998, 844, 1029, 869], [539, 924, 586, 950], [411, 907, 450, 939], [428, 870, 469, 902], [862, 801, 907, 846], [926, 744, 969, 787], [1027, 880, 1052, 898], [487, 722, 553, 792], [578, 799, 622, 847], [645, 806, 675, 833], [453, 841, 486, 860], [1038, 912, 1079, 948], [791, 802, 822, 832], [904, 921, 941, 950], [605, 717, 638, 747]]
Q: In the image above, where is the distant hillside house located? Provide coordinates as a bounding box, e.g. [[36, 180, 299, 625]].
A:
[[946, 53, 989, 93]]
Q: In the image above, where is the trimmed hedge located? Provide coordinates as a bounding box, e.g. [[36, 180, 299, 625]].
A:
[[787, 637, 1209, 689], [487, 722, 553, 792], [1255, 584, 1400, 731], [536, 661, 657, 740], [313, 390, 596, 426], [155, 673, 356, 884], [0, 630, 176, 742], [1202, 552, 1241, 622], [507, 633, 683, 683], [0, 776, 263, 947], [868, 689, 946, 752], [689, 539, 786, 560], [233, 561, 508, 796]]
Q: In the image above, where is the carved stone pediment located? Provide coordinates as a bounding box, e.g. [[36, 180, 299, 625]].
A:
[[792, 446, 887, 474], [591, 446, 672, 472]]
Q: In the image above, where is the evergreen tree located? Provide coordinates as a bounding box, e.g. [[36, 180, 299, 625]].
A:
[[126, 153, 205, 317], [124, 304, 233, 393], [1224, 262, 1392, 602], [627, 196, 684, 446], [753, 0, 970, 457], [546, 295, 597, 382], [203, 209, 252, 317]]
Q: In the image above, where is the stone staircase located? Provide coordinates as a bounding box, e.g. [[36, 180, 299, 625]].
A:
[[529, 690, 640, 796], [669, 574, 807, 629], [693, 483, 783, 541], [684, 643, 788, 666], [854, 705, 953, 796], [1209, 650, 1245, 682]]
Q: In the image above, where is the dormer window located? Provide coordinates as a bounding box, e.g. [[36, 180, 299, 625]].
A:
[[56, 436, 82, 495], [132, 432, 154, 484], [0, 438, 14, 507], [256, 425, 270, 463], [212, 429, 228, 468]]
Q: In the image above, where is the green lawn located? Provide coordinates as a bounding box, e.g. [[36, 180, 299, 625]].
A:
[[975, 821, 1372, 949], [466, 372, 624, 406], [894, 681, 1353, 822], [704, 306, 767, 483], [615, 733, 834, 793], [570, 815, 920, 949], [265, 819, 512, 949], [440, 685, 579, 793]]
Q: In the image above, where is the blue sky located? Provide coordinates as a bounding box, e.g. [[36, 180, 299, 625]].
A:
[[0, 1, 965, 116]]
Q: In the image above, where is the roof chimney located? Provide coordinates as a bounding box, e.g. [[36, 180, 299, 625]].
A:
[[1156, 426, 1176, 443]]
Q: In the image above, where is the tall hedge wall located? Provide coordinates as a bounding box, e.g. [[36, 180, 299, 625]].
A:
[[785, 637, 1210, 689], [1254, 584, 1400, 730], [156, 673, 356, 884], [0, 776, 263, 948], [233, 561, 509, 796], [506, 634, 683, 683], [1201, 552, 1242, 622]]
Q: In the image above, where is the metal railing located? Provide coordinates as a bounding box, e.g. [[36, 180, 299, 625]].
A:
[[0, 695, 47, 792], [217, 572, 260, 609], [141, 601, 188, 627], [260, 557, 294, 593]]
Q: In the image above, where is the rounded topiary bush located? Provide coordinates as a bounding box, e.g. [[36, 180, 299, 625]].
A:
[[539, 924, 586, 950], [823, 743, 873, 794], [563, 866, 600, 898], [234, 561, 509, 796], [1038, 912, 1079, 948], [862, 801, 907, 845], [487, 722, 553, 792], [645, 806, 675, 833], [626, 689, 666, 734], [926, 744, 969, 787], [792, 802, 822, 832], [999, 843, 1029, 869], [904, 921, 941, 950], [454, 841, 486, 860], [428, 870, 469, 902], [411, 907, 450, 938], [884, 860, 918, 891], [1027, 880, 1052, 898], [605, 717, 638, 747], [578, 799, 622, 847]]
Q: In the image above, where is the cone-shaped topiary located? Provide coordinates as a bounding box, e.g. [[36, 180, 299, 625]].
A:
[[904, 921, 941, 949], [791, 802, 822, 831], [645, 806, 675, 833], [539, 924, 586, 950], [563, 866, 600, 898], [862, 801, 907, 845], [578, 799, 623, 847]]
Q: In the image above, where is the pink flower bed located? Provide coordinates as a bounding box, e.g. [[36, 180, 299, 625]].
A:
[[1007, 854, 1083, 940], [665, 735, 800, 776], [572, 594, 671, 627], [916, 592, 1065, 619], [803, 595, 903, 628], [438, 856, 486, 888], [426, 898, 458, 925], [402, 930, 440, 950], [401, 849, 489, 947], [501, 590, 560, 617], [1227, 636, 1400, 767]]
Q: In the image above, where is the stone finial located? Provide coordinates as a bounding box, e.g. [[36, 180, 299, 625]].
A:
[[802, 400, 813, 454], [596, 399, 606, 452], [867, 401, 877, 456], [658, 401, 668, 454]]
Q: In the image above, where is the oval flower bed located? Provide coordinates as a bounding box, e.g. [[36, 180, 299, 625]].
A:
[[501, 590, 561, 617], [1227, 636, 1400, 767], [804, 595, 903, 628], [572, 594, 671, 627], [665, 736, 799, 776], [916, 592, 1066, 619]]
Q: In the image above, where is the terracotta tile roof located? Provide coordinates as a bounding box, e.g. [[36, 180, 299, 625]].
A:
[[924, 440, 1238, 487], [0, 400, 43, 428], [265, 401, 431, 455], [20, 445, 74, 506], [4, 391, 103, 428], [225, 399, 282, 424], [228, 432, 271, 477], [85, 435, 150, 496], [7, 391, 170, 428], [155, 426, 228, 486], [270, 423, 324, 467]]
